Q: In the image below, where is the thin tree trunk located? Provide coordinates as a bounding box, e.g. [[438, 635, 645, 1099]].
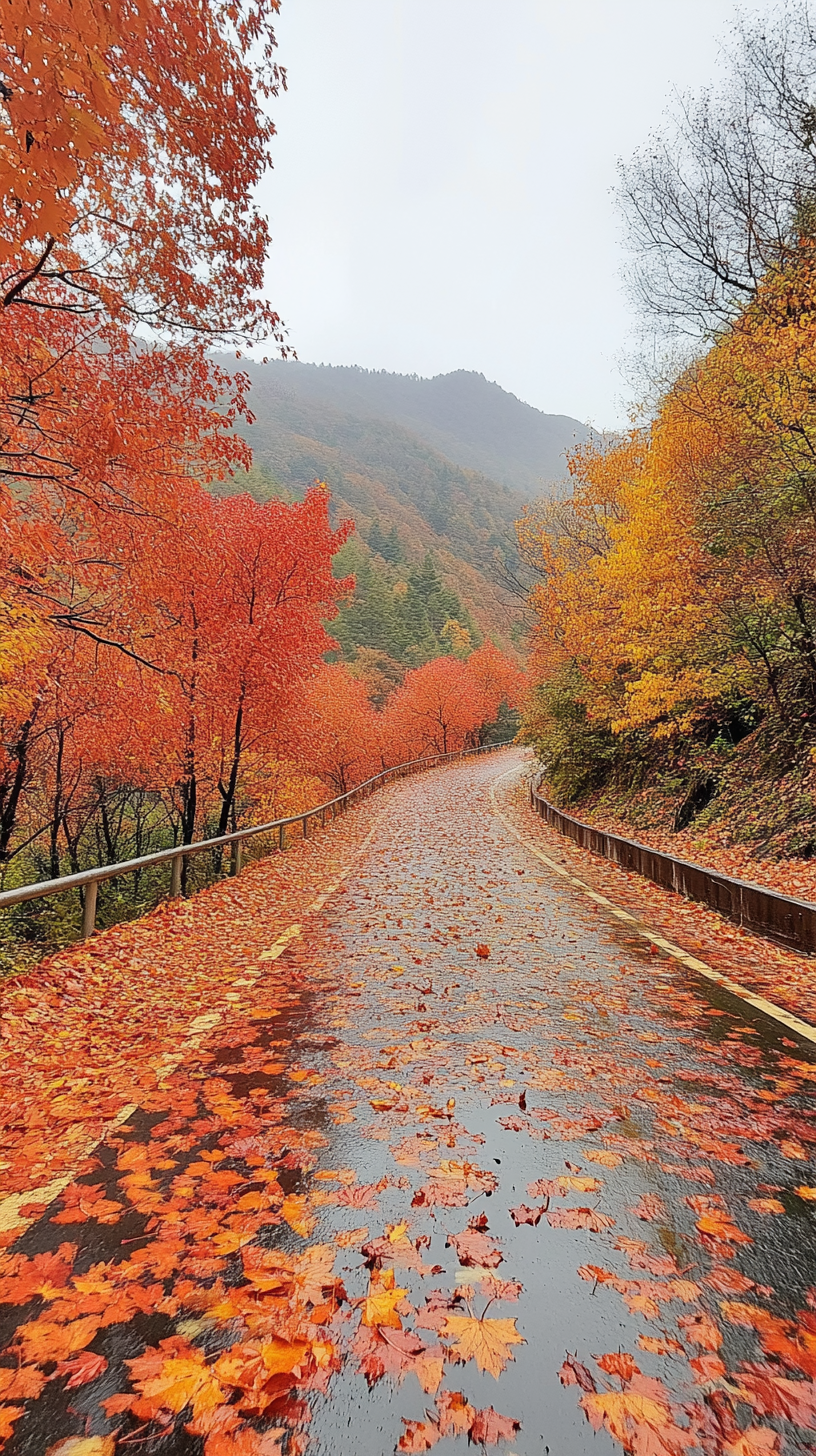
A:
[[49, 728, 65, 879], [0, 711, 35, 866]]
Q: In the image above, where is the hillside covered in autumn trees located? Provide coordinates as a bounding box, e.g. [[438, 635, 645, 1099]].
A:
[[210, 356, 567, 657], [521, 6, 816, 891], [0, 0, 526, 956]]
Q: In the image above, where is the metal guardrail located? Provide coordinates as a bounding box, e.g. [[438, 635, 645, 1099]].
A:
[[0, 741, 514, 940], [530, 778, 816, 955]]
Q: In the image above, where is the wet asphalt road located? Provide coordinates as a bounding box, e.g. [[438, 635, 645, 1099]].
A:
[[2, 750, 816, 1455]]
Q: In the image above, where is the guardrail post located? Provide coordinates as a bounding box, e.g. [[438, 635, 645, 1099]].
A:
[[81, 880, 98, 940], [232, 841, 242, 877], [279, 823, 286, 851], [303, 814, 309, 840], [170, 853, 183, 898]]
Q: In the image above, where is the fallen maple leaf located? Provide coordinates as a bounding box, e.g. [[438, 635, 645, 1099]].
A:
[[469, 1405, 521, 1443], [336, 1181, 384, 1208], [0, 1365, 47, 1401], [559, 1354, 596, 1392], [127, 1343, 225, 1422], [479, 1277, 523, 1302], [546, 1207, 615, 1232], [45, 1442, 116, 1456], [17, 1315, 101, 1364], [737, 1371, 816, 1429], [449, 1226, 503, 1268], [678, 1312, 722, 1350], [580, 1385, 694, 1454], [475, 944, 490, 958], [54, 1351, 109, 1388], [280, 1193, 317, 1238], [583, 1149, 623, 1169], [780, 1139, 807, 1160], [414, 1347, 445, 1395], [335, 1225, 369, 1247], [509, 1203, 545, 1226], [442, 1314, 525, 1378], [436, 1389, 476, 1435], [632, 1194, 667, 1222], [205, 1429, 286, 1456], [597, 1351, 640, 1383], [690, 1353, 726, 1384], [638, 1334, 685, 1356], [361, 1269, 407, 1329], [723, 1429, 781, 1456], [0, 1408, 25, 1443], [354, 1324, 424, 1387], [398, 1419, 440, 1452], [695, 1211, 752, 1244]]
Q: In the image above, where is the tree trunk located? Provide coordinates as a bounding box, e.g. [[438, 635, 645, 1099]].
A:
[[0, 710, 36, 866], [49, 727, 65, 879]]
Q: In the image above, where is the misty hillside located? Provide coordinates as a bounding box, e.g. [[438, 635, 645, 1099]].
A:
[[212, 357, 587, 656], [223, 362, 526, 560], [236, 360, 588, 498], [212, 362, 533, 652]]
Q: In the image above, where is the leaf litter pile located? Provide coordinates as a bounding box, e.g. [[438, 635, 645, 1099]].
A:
[[0, 751, 815, 1455]]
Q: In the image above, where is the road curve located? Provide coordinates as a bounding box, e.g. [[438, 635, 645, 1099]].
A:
[[0, 749, 815, 1456]]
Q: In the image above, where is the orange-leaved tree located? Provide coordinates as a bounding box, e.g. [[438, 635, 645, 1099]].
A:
[[0, 0, 285, 341], [382, 656, 490, 760], [282, 665, 382, 796]]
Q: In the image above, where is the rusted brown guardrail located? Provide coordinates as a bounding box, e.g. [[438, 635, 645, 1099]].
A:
[[0, 741, 513, 941], [530, 779, 816, 954]]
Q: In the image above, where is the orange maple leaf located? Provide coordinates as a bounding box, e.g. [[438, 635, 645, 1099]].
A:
[[17, 1315, 101, 1364]]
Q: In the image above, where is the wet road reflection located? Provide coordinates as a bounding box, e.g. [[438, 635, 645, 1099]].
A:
[[1, 752, 815, 1455]]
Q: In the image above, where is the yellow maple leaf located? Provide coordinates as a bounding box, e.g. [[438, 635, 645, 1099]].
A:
[[584, 1149, 623, 1169], [581, 1390, 693, 1450], [260, 1337, 311, 1376], [280, 1194, 317, 1238], [442, 1314, 525, 1378], [556, 1175, 603, 1194], [138, 1357, 224, 1419], [362, 1268, 407, 1329], [46, 1440, 116, 1456], [415, 1350, 445, 1394]]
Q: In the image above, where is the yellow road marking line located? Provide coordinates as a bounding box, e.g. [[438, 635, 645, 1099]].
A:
[[489, 767, 816, 1047], [0, 811, 383, 1236], [258, 924, 303, 961], [0, 1100, 138, 1235]]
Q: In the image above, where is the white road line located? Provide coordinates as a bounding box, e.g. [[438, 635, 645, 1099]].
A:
[[489, 766, 816, 1047]]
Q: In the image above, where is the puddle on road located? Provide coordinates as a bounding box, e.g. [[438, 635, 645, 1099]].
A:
[[1, 760, 815, 1455]]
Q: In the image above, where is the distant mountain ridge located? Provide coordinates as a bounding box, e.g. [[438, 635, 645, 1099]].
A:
[[239, 361, 588, 498], [212, 358, 586, 654]]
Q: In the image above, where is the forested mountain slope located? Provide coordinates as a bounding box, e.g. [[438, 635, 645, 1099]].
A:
[[228, 359, 587, 498], [214, 359, 567, 651]]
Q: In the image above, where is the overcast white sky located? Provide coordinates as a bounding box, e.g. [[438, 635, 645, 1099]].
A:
[[258, 0, 743, 428]]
